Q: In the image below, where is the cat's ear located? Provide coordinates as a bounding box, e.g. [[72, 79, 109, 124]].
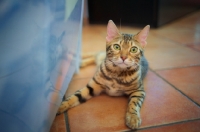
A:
[[106, 20, 120, 42], [135, 25, 150, 47]]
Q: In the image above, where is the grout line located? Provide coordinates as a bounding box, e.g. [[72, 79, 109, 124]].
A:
[[150, 32, 184, 45], [122, 118, 200, 132], [64, 112, 70, 132], [149, 68, 200, 108], [185, 44, 200, 52]]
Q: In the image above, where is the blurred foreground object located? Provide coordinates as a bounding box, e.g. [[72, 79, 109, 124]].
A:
[[0, 0, 83, 131]]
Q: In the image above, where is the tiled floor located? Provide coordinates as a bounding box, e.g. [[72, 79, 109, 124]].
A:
[[50, 10, 200, 132]]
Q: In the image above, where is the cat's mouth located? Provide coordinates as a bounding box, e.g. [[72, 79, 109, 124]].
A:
[[108, 59, 131, 68], [115, 62, 130, 68]]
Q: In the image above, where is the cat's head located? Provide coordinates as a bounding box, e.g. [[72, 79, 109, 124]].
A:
[[105, 20, 150, 69]]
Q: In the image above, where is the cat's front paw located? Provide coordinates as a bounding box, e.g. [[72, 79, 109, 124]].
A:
[[56, 101, 69, 115], [125, 112, 141, 129]]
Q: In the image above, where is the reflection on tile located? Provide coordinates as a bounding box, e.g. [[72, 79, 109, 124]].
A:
[[156, 66, 200, 105]]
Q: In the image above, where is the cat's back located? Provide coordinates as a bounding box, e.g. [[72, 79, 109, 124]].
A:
[[140, 55, 148, 80]]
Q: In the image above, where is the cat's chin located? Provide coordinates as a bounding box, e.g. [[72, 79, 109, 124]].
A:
[[116, 63, 129, 69]]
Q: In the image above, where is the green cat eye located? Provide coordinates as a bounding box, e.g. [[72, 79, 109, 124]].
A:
[[113, 44, 121, 50], [130, 46, 138, 53]]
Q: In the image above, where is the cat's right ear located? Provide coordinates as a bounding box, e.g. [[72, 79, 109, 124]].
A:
[[106, 20, 120, 43]]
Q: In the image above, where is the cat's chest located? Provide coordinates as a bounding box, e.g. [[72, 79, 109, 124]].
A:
[[97, 65, 139, 96], [103, 79, 124, 96]]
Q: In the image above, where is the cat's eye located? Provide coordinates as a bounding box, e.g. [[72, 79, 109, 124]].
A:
[[113, 44, 121, 51], [130, 47, 138, 53]]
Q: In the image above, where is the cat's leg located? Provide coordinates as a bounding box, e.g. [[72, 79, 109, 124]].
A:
[[57, 79, 104, 114], [80, 51, 105, 67], [80, 57, 95, 67], [82, 52, 96, 59], [125, 88, 145, 129], [80, 52, 97, 67], [95, 52, 106, 67]]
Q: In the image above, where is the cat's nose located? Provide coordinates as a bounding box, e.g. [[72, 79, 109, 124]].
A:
[[121, 56, 127, 61]]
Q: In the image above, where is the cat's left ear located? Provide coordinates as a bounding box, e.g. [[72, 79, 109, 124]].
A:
[[135, 25, 150, 48]]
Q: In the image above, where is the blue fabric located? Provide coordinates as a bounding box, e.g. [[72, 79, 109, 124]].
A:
[[0, 0, 83, 131]]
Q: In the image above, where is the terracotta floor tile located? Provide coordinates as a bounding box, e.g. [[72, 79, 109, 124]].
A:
[[187, 43, 200, 51], [159, 11, 200, 31], [66, 78, 127, 132], [137, 119, 200, 132], [150, 11, 200, 45], [65, 78, 91, 97], [50, 10, 200, 132], [152, 28, 200, 45], [68, 94, 128, 132], [144, 34, 200, 70], [50, 114, 67, 132], [140, 71, 200, 129], [82, 24, 200, 71], [82, 36, 105, 53], [82, 24, 147, 54], [120, 26, 142, 34], [73, 65, 97, 80], [66, 71, 200, 131], [156, 66, 200, 105], [82, 25, 106, 53]]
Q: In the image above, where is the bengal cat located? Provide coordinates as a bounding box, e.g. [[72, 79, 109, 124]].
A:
[[57, 20, 150, 129]]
